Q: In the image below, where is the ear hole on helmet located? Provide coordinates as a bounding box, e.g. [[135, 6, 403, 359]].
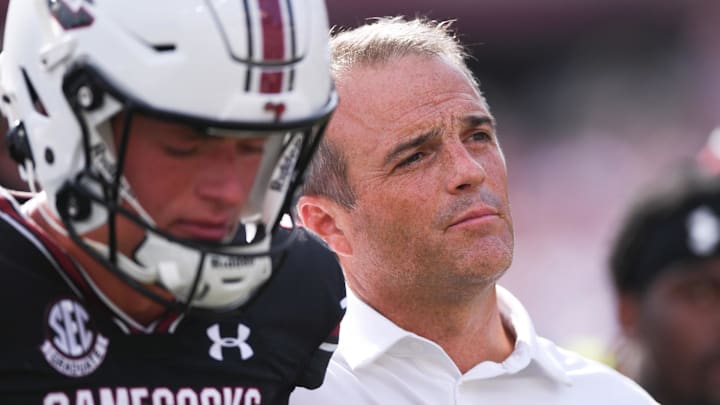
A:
[[56, 183, 92, 221], [6, 122, 35, 166], [21, 68, 48, 117]]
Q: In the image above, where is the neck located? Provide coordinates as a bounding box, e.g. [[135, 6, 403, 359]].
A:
[[25, 196, 170, 326], [348, 274, 515, 374]]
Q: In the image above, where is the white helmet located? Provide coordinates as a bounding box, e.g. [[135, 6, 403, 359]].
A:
[[0, 0, 336, 311]]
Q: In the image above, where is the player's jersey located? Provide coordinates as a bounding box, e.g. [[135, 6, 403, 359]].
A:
[[0, 188, 346, 405]]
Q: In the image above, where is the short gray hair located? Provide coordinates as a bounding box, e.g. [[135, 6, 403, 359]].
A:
[[331, 17, 479, 90]]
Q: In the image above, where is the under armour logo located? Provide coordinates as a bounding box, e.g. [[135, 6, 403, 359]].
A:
[[206, 323, 254, 361], [264, 102, 286, 122]]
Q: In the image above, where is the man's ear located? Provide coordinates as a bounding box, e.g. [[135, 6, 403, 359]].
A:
[[617, 293, 641, 338], [296, 195, 352, 256]]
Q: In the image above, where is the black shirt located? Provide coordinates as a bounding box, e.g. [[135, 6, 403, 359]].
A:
[[0, 188, 346, 405]]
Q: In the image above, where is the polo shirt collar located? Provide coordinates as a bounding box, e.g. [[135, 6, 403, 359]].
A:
[[339, 286, 410, 369], [497, 285, 572, 385], [339, 285, 570, 385]]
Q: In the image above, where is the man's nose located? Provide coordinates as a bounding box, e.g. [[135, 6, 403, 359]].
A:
[[445, 142, 487, 194], [195, 141, 256, 207]]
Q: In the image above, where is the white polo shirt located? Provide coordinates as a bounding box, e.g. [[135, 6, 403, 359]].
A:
[[291, 285, 657, 404]]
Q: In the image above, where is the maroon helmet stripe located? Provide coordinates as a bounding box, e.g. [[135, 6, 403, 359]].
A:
[[284, 0, 297, 90], [258, 0, 285, 93]]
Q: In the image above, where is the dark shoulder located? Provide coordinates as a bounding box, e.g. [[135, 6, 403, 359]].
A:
[[273, 226, 340, 273], [0, 188, 73, 290], [0, 188, 41, 265], [0, 189, 74, 325], [282, 228, 339, 271], [266, 225, 345, 304]]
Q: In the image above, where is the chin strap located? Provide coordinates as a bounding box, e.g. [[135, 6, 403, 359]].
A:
[[83, 238, 158, 284], [133, 232, 272, 308], [79, 230, 274, 309]]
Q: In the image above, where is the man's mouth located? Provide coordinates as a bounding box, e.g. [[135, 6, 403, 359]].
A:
[[171, 220, 234, 241]]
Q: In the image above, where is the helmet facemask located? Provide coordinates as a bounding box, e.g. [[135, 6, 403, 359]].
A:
[[43, 64, 333, 313]]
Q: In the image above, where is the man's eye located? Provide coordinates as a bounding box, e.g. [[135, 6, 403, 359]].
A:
[[681, 280, 720, 308], [164, 145, 200, 157], [237, 143, 264, 155], [397, 152, 424, 169], [471, 131, 491, 142]]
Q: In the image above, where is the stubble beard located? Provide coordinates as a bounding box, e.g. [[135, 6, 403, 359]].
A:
[[362, 219, 513, 305]]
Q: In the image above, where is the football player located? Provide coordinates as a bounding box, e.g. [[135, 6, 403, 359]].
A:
[[610, 165, 720, 405], [0, 1, 344, 404]]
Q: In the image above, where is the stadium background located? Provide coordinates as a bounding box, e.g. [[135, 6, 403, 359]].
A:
[[0, 0, 718, 357], [326, 0, 720, 356]]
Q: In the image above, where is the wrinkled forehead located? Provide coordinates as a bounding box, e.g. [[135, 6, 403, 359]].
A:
[[332, 54, 490, 152]]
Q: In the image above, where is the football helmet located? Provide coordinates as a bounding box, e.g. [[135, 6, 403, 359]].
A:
[[0, 0, 336, 311]]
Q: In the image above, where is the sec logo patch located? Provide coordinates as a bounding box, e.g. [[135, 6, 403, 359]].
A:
[[41, 298, 109, 377]]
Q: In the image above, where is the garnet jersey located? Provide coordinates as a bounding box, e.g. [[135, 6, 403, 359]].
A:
[[0, 189, 346, 405]]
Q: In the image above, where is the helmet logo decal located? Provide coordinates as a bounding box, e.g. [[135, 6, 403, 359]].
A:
[[41, 298, 109, 377], [269, 135, 302, 192], [207, 323, 254, 361], [90, 143, 118, 180], [47, 0, 94, 30], [210, 254, 255, 268], [259, 0, 286, 93], [264, 101, 286, 122]]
